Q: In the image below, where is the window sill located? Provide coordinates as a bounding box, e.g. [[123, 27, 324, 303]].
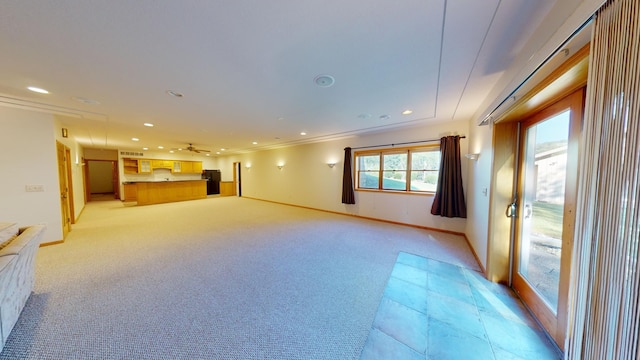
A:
[[355, 189, 435, 196]]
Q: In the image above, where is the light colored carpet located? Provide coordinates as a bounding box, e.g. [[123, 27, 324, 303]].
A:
[[0, 197, 480, 359]]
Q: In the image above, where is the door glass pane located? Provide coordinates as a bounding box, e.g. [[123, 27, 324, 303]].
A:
[[519, 110, 570, 312]]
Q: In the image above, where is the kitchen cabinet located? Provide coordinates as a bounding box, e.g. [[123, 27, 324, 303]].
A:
[[122, 158, 202, 174], [138, 159, 152, 173], [180, 161, 192, 173], [151, 160, 172, 169], [191, 161, 203, 173], [123, 183, 137, 201], [123, 158, 139, 174]]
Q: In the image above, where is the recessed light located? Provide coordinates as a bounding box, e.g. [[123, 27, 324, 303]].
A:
[[158, 146, 164, 149], [178, 148, 183, 151], [166, 90, 184, 98], [142, 147, 149, 150], [143, 123, 154, 127], [132, 137, 139, 141], [314, 74, 335, 87], [252, 141, 258, 145], [300, 132, 307, 136], [357, 113, 372, 119], [206, 154, 211, 156], [401, 109, 413, 115], [27, 86, 49, 94], [379, 114, 390, 120], [220, 148, 226, 151], [216, 152, 220, 155], [169, 150, 174, 153]]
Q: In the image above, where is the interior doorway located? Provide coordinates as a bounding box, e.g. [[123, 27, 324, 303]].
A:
[[511, 89, 583, 349], [86, 160, 119, 201]]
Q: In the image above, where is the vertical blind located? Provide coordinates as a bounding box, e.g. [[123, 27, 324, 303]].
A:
[[566, 0, 640, 359]]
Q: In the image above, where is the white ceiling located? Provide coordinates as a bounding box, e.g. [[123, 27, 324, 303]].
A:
[[0, 0, 562, 155]]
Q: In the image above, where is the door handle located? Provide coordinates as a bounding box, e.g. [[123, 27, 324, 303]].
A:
[[506, 202, 517, 218]]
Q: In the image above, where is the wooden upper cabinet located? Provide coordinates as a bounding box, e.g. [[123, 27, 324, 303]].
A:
[[180, 161, 193, 173], [123, 158, 139, 174], [123, 158, 202, 174], [138, 159, 152, 173], [151, 160, 172, 169]]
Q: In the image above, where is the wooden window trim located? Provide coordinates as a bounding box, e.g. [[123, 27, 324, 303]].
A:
[[354, 144, 439, 194]]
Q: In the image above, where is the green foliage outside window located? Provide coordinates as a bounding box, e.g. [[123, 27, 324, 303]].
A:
[[355, 147, 440, 193]]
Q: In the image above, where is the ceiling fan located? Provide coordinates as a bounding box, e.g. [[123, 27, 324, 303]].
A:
[[174, 143, 210, 153]]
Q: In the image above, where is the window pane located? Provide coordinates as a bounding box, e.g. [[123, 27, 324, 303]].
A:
[[411, 151, 439, 170], [383, 153, 407, 170], [410, 170, 438, 192], [359, 171, 379, 188], [382, 170, 407, 190], [358, 154, 380, 171]]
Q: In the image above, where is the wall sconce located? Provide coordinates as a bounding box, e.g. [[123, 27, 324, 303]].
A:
[[277, 164, 284, 170], [465, 153, 480, 160], [245, 164, 252, 169], [61, 128, 68, 138], [327, 163, 336, 168]]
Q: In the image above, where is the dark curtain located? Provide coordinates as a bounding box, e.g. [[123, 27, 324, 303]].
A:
[[342, 147, 356, 204], [431, 136, 467, 218]]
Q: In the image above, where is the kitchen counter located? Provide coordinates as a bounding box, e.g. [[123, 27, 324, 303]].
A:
[[124, 180, 207, 205], [122, 179, 207, 184]]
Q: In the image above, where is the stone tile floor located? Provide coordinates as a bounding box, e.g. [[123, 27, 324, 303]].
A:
[[360, 252, 561, 360]]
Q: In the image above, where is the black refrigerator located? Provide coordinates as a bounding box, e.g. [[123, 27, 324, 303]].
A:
[[202, 170, 221, 195]]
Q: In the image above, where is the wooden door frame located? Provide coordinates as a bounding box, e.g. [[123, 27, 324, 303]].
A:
[[511, 88, 583, 349], [64, 147, 75, 224], [56, 141, 71, 238], [233, 161, 241, 197]]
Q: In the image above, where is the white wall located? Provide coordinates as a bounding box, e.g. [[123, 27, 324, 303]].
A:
[[0, 107, 63, 243], [464, 122, 494, 270], [217, 120, 470, 234]]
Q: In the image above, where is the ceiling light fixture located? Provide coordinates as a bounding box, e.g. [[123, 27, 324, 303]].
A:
[[143, 147, 149, 150], [158, 146, 164, 149], [314, 74, 335, 88], [143, 123, 154, 127], [132, 137, 139, 141], [401, 109, 413, 115], [300, 132, 307, 136], [220, 148, 226, 151], [379, 114, 390, 121], [166, 90, 184, 98], [252, 141, 258, 145], [27, 86, 49, 94]]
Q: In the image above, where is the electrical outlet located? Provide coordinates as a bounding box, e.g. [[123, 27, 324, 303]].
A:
[[25, 185, 44, 192]]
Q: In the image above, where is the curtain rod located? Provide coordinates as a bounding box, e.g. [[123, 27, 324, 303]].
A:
[[351, 136, 466, 150]]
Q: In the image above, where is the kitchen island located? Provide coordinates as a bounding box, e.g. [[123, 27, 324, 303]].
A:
[[123, 180, 207, 205]]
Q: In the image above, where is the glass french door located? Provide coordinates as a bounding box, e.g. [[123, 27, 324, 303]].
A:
[[512, 89, 583, 349]]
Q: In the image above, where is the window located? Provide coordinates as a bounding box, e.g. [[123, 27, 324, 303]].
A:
[[355, 146, 440, 193]]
